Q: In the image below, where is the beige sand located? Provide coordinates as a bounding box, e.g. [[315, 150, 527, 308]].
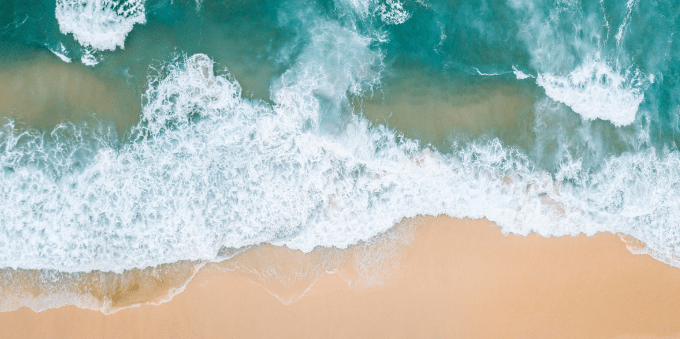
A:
[[2, 216, 680, 339]]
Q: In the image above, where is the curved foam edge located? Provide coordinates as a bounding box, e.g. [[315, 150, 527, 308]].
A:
[[536, 58, 650, 126], [0, 261, 205, 315], [0, 218, 418, 313], [0, 219, 663, 314], [512, 65, 532, 80]]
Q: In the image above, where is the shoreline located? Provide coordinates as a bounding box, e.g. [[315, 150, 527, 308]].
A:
[[2, 216, 680, 338]]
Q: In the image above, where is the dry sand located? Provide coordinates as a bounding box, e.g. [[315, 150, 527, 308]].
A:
[[2, 216, 680, 338]]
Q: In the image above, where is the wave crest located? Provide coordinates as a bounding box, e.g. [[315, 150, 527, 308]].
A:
[[55, 0, 146, 51]]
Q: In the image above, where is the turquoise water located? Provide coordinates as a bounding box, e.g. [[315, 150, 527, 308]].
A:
[[2, 0, 680, 311]]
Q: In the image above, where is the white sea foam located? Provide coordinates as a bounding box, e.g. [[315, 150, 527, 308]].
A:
[[615, 0, 638, 45], [375, 0, 410, 25], [55, 0, 146, 51], [47, 43, 72, 63], [475, 66, 529, 79], [50, 46, 72, 63], [509, 0, 649, 126], [81, 50, 99, 66], [474, 68, 503, 77], [536, 59, 648, 126], [51, 50, 71, 63], [512, 65, 532, 80], [2, 13, 680, 290]]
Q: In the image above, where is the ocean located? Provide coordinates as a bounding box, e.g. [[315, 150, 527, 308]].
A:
[[1, 0, 680, 312]]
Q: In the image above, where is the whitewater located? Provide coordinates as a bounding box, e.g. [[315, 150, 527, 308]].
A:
[[2, 0, 680, 311]]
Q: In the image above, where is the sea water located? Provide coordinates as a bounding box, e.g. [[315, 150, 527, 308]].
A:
[[1, 0, 680, 312]]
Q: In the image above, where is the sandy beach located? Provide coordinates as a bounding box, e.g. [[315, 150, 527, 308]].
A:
[[2, 216, 680, 339]]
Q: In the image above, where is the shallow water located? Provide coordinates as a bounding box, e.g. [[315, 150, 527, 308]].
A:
[[2, 0, 680, 311], [361, 66, 539, 152], [0, 49, 139, 132]]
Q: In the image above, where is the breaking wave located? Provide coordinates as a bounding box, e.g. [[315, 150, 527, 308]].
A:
[[55, 0, 146, 51]]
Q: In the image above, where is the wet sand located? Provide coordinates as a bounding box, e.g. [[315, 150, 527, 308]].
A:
[[2, 216, 680, 338]]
